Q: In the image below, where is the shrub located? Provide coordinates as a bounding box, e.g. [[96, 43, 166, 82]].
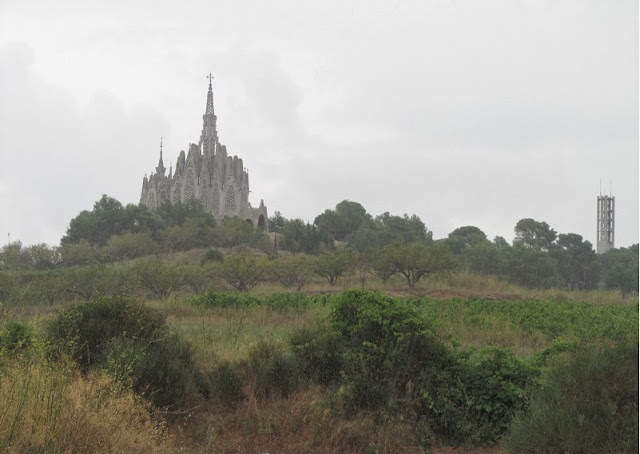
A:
[[241, 341, 302, 399], [191, 290, 260, 308], [200, 248, 224, 265], [290, 324, 344, 385], [294, 290, 538, 446], [263, 292, 316, 312], [0, 321, 32, 355], [503, 341, 639, 454], [328, 291, 457, 413], [204, 361, 245, 405], [44, 296, 201, 410]]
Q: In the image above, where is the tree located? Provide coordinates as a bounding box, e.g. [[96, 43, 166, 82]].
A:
[[446, 226, 488, 255], [270, 211, 287, 234], [552, 233, 598, 290], [181, 263, 213, 294], [64, 264, 133, 300], [313, 249, 354, 286], [216, 218, 268, 250], [599, 245, 639, 295], [465, 242, 501, 276], [133, 258, 187, 300], [499, 245, 561, 289], [62, 195, 126, 246], [105, 231, 156, 261], [24, 243, 61, 270], [0, 241, 30, 269], [160, 217, 216, 251], [271, 255, 315, 291], [218, 254, 268, 292], [314, 200, 373, 241], [388, 242, 458, 289], [370, 247, 398, 285], [281, 219, 330, 255], [346, 212, 432, 251], [22, 270, 67, 305], [156, 198, 215, 228], [493, 236, 510, 249], [513, 218, 557, 252], [60, 239, 104, 266]]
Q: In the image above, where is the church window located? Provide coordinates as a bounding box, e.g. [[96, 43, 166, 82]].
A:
[[147, 192, 156, 209], [225, 185, 236, 213], [172, 183, 182, 204], [212, 183, 220, 215], [184, 169, 196, 200]]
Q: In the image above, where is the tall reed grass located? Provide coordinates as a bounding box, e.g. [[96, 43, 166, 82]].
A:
[[0, 350, 170, 453]]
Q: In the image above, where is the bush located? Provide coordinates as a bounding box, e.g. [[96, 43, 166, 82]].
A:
[[241, 341, 302, 399], [292, 290, 538, 446], [503, 341, 639, 454], [263, 292, 316, 312], [0, 321, 32, 355], [205, 361, 245, 405], [200, 248, 224, 265], [191, 291, 260, 308], [329, 291, 457, 413], [44, 296, 201, 410], [290, 324, 344, 385]]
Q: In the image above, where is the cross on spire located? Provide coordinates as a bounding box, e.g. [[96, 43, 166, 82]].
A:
[[205, 72, 215, 115]]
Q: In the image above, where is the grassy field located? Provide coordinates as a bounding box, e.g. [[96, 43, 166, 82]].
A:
[[1, 274, 637, 453]]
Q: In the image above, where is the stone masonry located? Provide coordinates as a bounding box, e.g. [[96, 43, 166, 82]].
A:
[[140, 76, 269, 230]]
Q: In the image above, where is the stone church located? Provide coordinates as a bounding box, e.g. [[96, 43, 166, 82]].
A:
[[140, 76, 269, 231]]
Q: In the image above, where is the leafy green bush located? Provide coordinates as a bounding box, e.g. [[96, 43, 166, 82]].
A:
[[503, 341, 639, 454], [292, 290, 538, 446], [0, 321, 32, 355], [191, 290, 328, 311], [263, 292, 316, 312], [44, 296, 202, 410], [290, 324, 344, 385], [201, 248, 224, 265], [447, 348, 536, 445], [191, 290, 260, 308], [328, 291, 458, 413]]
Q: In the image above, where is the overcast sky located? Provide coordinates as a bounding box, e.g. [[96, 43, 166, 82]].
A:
[[0, 0, 637, 248]]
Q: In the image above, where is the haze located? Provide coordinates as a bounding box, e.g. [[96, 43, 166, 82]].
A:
[[0, 0, 637, 247]]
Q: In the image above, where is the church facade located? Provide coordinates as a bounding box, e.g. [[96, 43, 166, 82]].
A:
[[140, 77, 269, 231]]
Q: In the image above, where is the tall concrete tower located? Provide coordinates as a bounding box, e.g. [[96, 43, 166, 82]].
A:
[[596, 194, 615, 254]]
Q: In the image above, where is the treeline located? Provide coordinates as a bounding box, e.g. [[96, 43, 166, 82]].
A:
[[0, 196, 637, 295], [276, 202, 638, 294]]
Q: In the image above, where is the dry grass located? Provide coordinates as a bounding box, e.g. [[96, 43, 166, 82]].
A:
[[0, 353, 173, 453], [175, 386, 427, 454]]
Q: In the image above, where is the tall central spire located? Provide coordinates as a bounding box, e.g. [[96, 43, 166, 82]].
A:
[[205, 73, 215, 115], [200, 73, 218, 155]]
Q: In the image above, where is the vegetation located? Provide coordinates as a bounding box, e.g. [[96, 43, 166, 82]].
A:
[[0, 194, 637, 452]]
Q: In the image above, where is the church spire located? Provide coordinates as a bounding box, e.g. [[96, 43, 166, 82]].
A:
[[156, 137, 166, 175], [205, 73, 215, 115], [200, 73, 218, 155]]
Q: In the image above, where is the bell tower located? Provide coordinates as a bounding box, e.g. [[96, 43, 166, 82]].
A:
[[596, 191, 615, 254]]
